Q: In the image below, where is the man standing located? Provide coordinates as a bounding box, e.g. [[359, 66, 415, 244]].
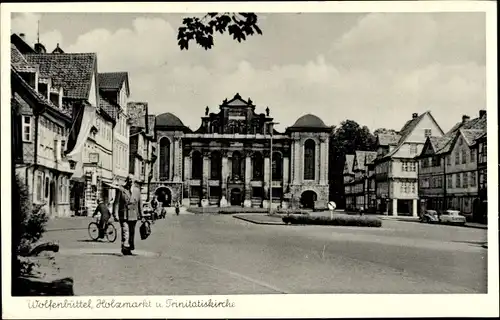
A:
[[113, 175, 143, 255]]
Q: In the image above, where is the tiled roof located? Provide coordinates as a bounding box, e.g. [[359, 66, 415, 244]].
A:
[[156, 112, 186, 128], [98, 72, 128, 91], [11, 45, 37, 73], [11, 68, 71, 123], [436, 114, 486, 154], [25, 53, 96, 100], [354, 150, 377, 171], [343, 154, 355, 175], [461, 129, 485, 146], [128, 102, 148, 128], [99, 95, 119, 120], [377, 133, 401, 146]]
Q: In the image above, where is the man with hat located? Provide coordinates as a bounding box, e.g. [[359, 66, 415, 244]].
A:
[[113, 174, 144, 255]]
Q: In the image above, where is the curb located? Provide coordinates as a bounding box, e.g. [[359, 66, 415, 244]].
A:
[[379, 217, 487, 230], [233, 215, 285, 225]]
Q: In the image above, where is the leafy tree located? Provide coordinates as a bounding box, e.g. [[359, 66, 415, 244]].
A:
[[177, 13, 262, 50], [373, 128, 398, 136], [328, 120, 377, 208]]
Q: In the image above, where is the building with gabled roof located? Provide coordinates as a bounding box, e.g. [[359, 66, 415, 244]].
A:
[[11, 42, 75, 218], [350, 151, 377, 211], [374, 111, 444, 216], [416, 111, 487, 221], [343, 154, 355, 210]]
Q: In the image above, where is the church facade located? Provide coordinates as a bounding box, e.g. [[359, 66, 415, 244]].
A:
[[150, 93, 331, 210]]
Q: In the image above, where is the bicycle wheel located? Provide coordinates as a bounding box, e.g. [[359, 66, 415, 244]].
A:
[[88, 222, 100, 240], [105, 223, 117, 243]]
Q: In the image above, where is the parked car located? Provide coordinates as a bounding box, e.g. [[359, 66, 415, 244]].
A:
[[420, 210, 440, 223], [439, 210, 466, 226]]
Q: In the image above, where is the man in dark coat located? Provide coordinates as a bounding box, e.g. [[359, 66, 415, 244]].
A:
[[93, 199, 116, 239], [113, 175, 144, 255]]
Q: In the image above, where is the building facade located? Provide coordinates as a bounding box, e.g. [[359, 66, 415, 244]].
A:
[[12, 44, 74, 218], [98, 72, 131, 190], [417, 111, 486, 221], [150, 94, 331, 209], [474, 132, 487, 223], [374, 112, 444, 216]]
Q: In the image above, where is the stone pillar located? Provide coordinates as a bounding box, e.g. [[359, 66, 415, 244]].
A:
[[202, 152, 210, 199], [315, 140, 320, 183], [221, 151, 229, 199], [169, 138, 174, 181], [173, 137, 181, 182], [412, 199, 418, 217], [184, 156, 191, 180], [392, 198, 398, 216], [320, 138, 328, 184], [264, 156, 270, 197], [293, 140, 301, 184], [244, 153, 252, 207], [283, 157, 290, 185], [290, 143, 295, 183]]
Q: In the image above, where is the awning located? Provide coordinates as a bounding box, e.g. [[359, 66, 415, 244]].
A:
[[103, 182, 121, 189], [66, 104, 97, 158]]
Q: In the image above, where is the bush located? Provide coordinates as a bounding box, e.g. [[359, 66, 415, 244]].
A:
[[12, 173, 49, 278], [187, 206, 269, 214], [282, 214, 382, 227]]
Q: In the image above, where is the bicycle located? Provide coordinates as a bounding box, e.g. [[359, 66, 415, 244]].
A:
[[88, 217, 117, 242]]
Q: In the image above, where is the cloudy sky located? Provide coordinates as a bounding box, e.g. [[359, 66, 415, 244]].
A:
[[11, 12, 486, 132]]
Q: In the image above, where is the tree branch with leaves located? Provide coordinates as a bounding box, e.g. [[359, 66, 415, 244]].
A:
[[177, 13, 262, 50]]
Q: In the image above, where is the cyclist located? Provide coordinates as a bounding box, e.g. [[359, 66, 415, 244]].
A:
[[93, 199, 115, 239]]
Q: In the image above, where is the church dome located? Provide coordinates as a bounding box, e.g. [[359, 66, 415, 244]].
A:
[[290, 114, 328, 129], [155, 112, 185, 128]]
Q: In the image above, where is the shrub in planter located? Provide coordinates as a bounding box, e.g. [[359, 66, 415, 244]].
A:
[[282, 214, 382, 227]]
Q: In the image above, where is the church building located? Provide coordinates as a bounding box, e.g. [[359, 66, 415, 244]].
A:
[[150, 93, 331, 210]]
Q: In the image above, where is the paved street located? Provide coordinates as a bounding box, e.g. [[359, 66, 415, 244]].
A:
[[41, 213, 487, 295]]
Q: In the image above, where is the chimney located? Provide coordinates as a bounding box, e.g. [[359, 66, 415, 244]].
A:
[[462, 115, 470, 123], [412, 113, 418, 119], [479, 110, 486, 118], [19, 33, 26, 41]]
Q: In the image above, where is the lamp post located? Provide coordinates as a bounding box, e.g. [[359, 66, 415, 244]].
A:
[[267, 121, 279, 215]]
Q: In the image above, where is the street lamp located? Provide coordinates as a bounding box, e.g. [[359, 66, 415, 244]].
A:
[[266, 121, 279, 215]]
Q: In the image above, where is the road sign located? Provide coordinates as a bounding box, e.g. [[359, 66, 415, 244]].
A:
[[328, 201, 336, 219]]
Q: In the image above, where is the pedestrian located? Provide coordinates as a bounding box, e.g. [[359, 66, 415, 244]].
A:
[[113, 175, 144, 256], [92, 199, 116, 240], [175, 201, 180, 216], [151, 197, 159, 220]]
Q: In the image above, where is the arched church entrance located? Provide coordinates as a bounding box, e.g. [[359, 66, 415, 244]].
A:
[[155, 187, 172, 207], [300, 190, 317, 209], [230, 188, 242, 206]]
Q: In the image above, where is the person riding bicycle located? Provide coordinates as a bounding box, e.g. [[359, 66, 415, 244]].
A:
[[93, 199, 116, 239]]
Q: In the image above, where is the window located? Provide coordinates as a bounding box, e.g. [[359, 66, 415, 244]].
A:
[[303, 139, 316, 180], [44, 177, 50, 198], [470, 172, 476, 187], [447, 175, 452, 188], [424, 129, 432, 137], [253, 152, 264, 179], [459, 137, 463, 146], [191, 150, 203, 180], [402, 161, 408, 171], [462, 149, 467, 164], [456, 174, 461, 188], [210, 151, 221, 180], [470, 149, 475, 163], [455, 151, 460, 165], [272, 152, 283, 181], [446, 155, 451, 166], [463, 173, 468, 188], [36, 173, 43, 202], [410, 162, 416, 172], [22, 116, 32, 142], [159, 137, 171, 180], [431, 157, 440, 167], [411, 182, 415, 194], [61, 139, 66, 157], [410, 144, 418, 155], [232, 151, 243, 180]]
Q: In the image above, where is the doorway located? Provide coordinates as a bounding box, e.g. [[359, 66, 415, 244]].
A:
[[230, 188, 242, 206], [155, 187, 172, 207], [300, 190, 317, 209]]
